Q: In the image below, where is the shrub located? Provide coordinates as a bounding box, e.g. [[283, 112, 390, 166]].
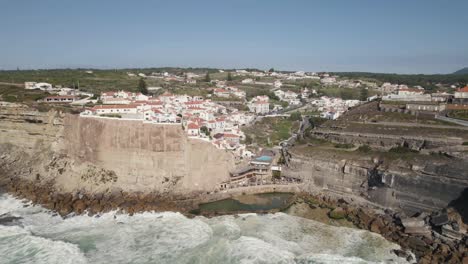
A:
[[328, 208, 346, 219], [334, 143, 355, 149], [463, 142, 468, 146], [3, 95, 17, 102], [357, 145, 372, 153], [389, 146, 418, 154]]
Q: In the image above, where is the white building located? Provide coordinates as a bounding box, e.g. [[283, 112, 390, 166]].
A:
[[274, 80, 282, 88], [454, 86, 468, 99], [382, 88, 431, 102], [321, 77, 336, 85], [248, 95, 270, 114], [24, 82, 53, 90]]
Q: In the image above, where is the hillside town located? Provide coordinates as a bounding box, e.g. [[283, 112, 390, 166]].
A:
[[18, 69, 468, 188]]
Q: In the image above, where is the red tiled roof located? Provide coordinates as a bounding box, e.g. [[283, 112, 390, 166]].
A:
[[187, 123, 199, 129], [224, 133, 240, 138], [457, 86, 468, 92], [214, 88, 228, 93]]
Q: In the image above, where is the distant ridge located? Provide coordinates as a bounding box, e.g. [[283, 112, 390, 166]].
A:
[[453, 67, 468, 75]]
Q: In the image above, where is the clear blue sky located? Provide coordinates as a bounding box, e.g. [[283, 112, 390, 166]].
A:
[[1, 0, 467, 73]]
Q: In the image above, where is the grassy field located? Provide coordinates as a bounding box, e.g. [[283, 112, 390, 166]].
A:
[[0, 84, 50, 103], [293, 136, 452, 164], [242, 117, 300, 147], [449, 110, 468, 121]]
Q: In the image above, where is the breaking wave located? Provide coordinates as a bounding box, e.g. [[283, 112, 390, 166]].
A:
[[0, 193, 410, 264]]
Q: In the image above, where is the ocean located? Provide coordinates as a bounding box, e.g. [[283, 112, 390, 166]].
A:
[[0, 193, 410, 264]]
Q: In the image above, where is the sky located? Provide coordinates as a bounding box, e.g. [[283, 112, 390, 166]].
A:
[[1, 0, 467, 74]]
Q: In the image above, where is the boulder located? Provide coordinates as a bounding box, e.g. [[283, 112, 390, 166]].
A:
[[462, 256, 468, 264], [72, 199, 87, 214], [58, 204, 73, 216], [431, 211, 449, 226], [369, 218, 385, 233], [406, 237, 430, 256], [391, 249, 409, 259]]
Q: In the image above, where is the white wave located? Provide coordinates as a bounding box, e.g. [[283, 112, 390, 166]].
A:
[[0, 194, 411, 264], [0, 225, 87, 264], [226, 236, 296, 264]]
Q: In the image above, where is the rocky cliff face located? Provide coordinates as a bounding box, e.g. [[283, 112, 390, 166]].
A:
[[283, 150, 468, 215], [0, 103, 234, 197]]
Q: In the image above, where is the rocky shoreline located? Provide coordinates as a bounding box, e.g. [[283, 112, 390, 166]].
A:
[[1, 177, 467, 263], [292, 193, 468, 264]]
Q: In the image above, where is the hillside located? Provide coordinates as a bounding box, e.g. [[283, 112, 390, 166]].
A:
[[453, 67, 468, 75]]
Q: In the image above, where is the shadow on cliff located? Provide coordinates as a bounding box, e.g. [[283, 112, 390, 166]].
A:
[[449, 187, 468, 224]]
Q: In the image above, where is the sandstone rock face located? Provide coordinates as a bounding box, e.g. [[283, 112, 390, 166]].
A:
[[0, 104, 235, 197]]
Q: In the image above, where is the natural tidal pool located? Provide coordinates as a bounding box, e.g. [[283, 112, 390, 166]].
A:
[[0, 193, 411, 264]]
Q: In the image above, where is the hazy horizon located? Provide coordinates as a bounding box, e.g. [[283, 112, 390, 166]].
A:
[[1, 0, 467, 74]]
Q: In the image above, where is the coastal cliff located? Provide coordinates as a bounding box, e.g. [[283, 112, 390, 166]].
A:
[[0, 103, 235, 199], [283, 146, 468, 214]]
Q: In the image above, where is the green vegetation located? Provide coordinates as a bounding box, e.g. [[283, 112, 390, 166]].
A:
[[357, 145, 372, 153], [204, 72, 211, 82], [0, 84, 49, 103], [242, 117, 300, 147], [317, 86, 378, 100], [200, 126, 209, 136], [308, 117, 327, 128], [388, 146, 418, 154], [138, 78, 148, 95], [453, 67, 468, 75], [328, 208, 346, 220], [462, 142, 468, 146], [227, 72, 233, 81], [334, 143, 355, 149], [334, 72, 468, 91], [449, 110, 468, 121], [289, 112, 302, 121], [359, 87, 369, 101]]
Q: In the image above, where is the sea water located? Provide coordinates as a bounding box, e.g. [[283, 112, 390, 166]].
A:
[[0, 193, 411, 264]]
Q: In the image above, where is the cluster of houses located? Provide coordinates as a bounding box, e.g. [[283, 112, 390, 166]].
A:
[[25, 82, 94, 104], [274, 88, 314, 106], [247, 95, 270, 114], [213, 87, 246, 99], [311, 96, 361, 120], [127, 71, 198, 84], [81, 90, 257, 158], [381, 85, 468, 113]]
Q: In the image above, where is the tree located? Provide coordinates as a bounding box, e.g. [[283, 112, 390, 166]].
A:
[[200, 126, 209, 136], [289, 112, 302, 121], [269, 68, 275, 72], [227, 72, 233, 81], [204, 73, 211, 82], [138, 78, 148, 95], [359, 87, 369, 101]]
